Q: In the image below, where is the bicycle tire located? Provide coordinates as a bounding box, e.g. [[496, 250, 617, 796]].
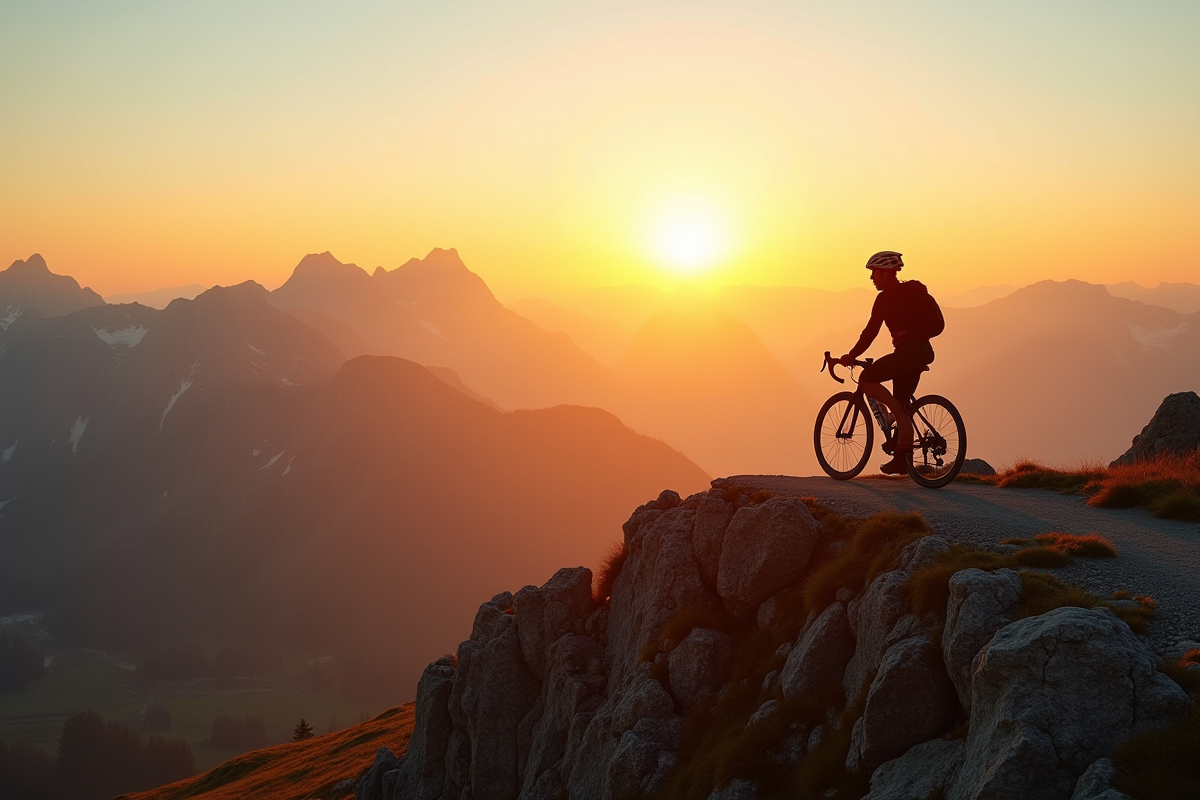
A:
[[906, 394, 966, 489], [814, 391, 874, 480]]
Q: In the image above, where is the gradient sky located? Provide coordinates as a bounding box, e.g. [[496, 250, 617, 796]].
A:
[[2, 1, 1197, 300]]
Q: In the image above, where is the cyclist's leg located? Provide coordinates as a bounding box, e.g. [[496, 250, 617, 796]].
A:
[[859, 355, 913, 453]]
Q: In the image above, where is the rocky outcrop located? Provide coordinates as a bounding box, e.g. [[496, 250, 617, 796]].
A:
[[958, 458, 995, 476], [358, 485, 1190, 800], [941, 568, 1022, 714], [947, 607, 1188, 800], [716, 497, 820, 615], [780, 601, 854, 701], [1112, 390, 1200, 465]]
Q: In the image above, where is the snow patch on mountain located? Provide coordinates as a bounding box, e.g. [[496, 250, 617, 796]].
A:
[[282, 456, 295, 477], [68, 417, 88, 454], [260, 451, 284, 471], [0, 498, 13, 510], [1127, 321, 1188, 350], [419, 320, 446, 339], [160, 364, 200, 431], [2, 439, 15, 462], [247, 344, 266, 355], [1, 306, 22, 330], [93, 325, 149, 348]]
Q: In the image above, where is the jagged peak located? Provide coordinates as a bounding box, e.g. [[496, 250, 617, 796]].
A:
[[6, 253, 50, 273]]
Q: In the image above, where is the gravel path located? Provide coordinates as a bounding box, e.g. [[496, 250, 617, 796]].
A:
[[726, 475, 1200, 658]]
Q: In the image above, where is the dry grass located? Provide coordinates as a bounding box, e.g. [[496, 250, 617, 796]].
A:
[[594, 539, 629, 603], [906, 543, 1154, 633], [962, 454, 1200, 522], [115, 705, 414, 800], [999, 532, 1117, 559]]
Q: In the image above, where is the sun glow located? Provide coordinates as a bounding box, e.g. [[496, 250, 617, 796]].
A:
[[647, 199, 733, 277]]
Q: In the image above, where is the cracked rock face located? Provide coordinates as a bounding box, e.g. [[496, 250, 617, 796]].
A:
[[942, 568, 1022, 715], [948, 606, 1189, 800]]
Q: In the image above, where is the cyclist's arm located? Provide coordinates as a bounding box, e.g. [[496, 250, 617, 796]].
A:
[[847, 295, 885, 359]]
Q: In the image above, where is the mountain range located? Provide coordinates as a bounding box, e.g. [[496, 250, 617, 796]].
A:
[[0, 256, 706, 697]]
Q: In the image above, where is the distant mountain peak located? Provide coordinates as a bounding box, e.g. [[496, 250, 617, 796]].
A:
[[295, 251, 358, 272], [7, 253, 50, 273]]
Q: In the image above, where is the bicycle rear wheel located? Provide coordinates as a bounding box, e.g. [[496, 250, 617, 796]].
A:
[[814, 391, 874, 480], [906, 394, 966, 489]]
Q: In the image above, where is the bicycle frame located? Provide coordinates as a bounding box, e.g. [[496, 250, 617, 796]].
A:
[[821, 351, 944, 459]]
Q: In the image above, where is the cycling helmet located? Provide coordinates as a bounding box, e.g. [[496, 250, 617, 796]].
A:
[[865, 251, 903, 271]]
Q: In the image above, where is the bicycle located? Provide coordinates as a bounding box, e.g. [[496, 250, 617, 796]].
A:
[[814, 351, 966, 488]]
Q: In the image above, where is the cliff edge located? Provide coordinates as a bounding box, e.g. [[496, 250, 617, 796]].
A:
[[358, 481, 1198, 800]]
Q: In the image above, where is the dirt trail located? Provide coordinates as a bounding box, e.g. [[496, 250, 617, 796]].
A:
[[726, 475, 1200, 656]]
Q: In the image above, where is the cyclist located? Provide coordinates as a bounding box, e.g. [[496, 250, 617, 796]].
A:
[[838, 251, 944, 475]]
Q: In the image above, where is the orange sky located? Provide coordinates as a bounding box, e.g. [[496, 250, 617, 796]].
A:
[[1, 2, 1197, 301]]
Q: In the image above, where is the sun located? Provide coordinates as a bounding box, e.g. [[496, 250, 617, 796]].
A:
[[647, 199, 732, 277]]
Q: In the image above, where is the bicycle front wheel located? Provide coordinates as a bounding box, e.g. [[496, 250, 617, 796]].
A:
[[814, 391, 874, 480], [906, 394, 966, 489]]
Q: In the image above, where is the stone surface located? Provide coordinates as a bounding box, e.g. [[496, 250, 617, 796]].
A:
[[708, 778, 759, 800], [447, 596, 542, 800], [865, 737, 964, 800], [392, 656, 456, 800], [520, 635, 607, 800], [942, 568, 1022, 714], [606, 502, 719, 693], [853, 635, 958, 773], [958, 458, 996, 476], [692, 489, 734, 587], [949, 607, 1190, 800], [843, 536, 949, 698], [780, 602, 855, 701], [514, 566, 595, 681], [1070, 759, 1134, 800], [668, 627, 733, 709], [717, 497, 821, 616], [355, 747, 400, 800], [1112, 390, 1200, 465]]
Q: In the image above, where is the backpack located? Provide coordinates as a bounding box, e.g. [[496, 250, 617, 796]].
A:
[[901, 280, 945, 339]]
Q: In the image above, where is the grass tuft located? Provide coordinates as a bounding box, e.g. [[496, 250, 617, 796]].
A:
[[964, 454, 1200, 522], [594, 540, 629, 603]]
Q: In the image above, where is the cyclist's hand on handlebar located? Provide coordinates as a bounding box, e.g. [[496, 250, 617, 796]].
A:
[[838, 354, 855, 367]]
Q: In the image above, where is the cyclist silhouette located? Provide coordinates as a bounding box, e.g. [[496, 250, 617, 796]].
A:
[[839, 251, 944, 474]]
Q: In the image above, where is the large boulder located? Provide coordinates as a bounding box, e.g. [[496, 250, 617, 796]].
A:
[[865, 737, 965, 800], [519, 635, 608, 800], [949, 607, 1190, 800], [606, 497, 720, 693], [1112, 390, 1200, 465], [844, 536, 949, 697], [391, 657, 456, 800], [780, 601, 855, 701], [1070, 759, 1135, 800], [849, 635, 958, 773], [942, 568, 1022, 714], [691, 490, 734, 587], [668, 627, 734, 709], [515, 566, 595, 681], [958, 458, 996, 476], [355, 747, 401, 800], [717, 497, 821, 616], [447, 593, 543, 800]]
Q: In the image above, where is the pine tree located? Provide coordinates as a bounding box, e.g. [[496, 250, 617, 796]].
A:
[[292, 718, 314, 741]]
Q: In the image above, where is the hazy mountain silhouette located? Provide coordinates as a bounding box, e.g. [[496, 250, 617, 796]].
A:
[[941, 284, 1019, 308], [930, 280, 1200, 465], [0, 272, 706, 697], [0, 254, 104, 328], [107, 283, 209, 309], [617, 288, 815, 476], [507, 297, 633, 367], [1107, 281, 1200, 315], [372, 248, 617, 409], [269, 251, 450, 367]]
